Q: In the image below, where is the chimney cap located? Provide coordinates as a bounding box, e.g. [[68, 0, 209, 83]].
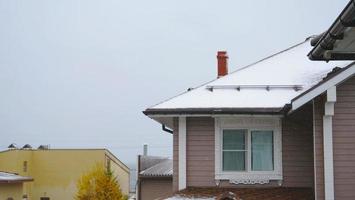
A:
[[217, 51, 228, 57]]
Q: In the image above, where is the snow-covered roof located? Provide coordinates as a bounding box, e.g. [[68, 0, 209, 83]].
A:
[[0, 171, 33, 183], [145, 38, 352, 115]]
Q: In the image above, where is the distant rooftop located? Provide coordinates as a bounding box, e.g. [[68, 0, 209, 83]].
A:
[[0, 171, 33, 183], [139, 155, 172, 177]]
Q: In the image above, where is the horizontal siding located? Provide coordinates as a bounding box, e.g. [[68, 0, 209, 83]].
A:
[[186, 117, 215, 187], [333, 75, 355, 200], [282, 104, 314, 188], [140, 178, 173, 200], [185, 114, 314, 189]]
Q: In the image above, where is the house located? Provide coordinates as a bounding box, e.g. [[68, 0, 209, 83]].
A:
[[0, 171, 33, 200], [0, 146, 130, 199], [136, 155, 173, 200], [143, 3, 355, 199]]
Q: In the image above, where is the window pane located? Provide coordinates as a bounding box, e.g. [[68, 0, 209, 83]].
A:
[[222, 129, 246, 171], [223, 130, 246, 150], [223, 151, 245, 171], [251, 131, 274, 171]]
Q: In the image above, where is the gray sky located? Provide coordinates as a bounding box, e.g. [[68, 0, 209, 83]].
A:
[[0, 0, 348, 167]]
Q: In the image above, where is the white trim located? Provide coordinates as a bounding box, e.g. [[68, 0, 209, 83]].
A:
[[292, 63, 355, 111], [323, 87, 336, 200], [178, 117, 186, 190], [214, 116, 282, 184], [323, 116, 334, 200], [149, 114, 284, 118], [312, 100, 318, 200]]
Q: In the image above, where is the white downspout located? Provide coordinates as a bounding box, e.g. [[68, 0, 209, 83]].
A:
[[178, 117, 187, 190], [323, 86, 336, 200]]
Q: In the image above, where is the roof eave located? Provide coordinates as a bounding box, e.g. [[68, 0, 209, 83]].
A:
[[144, 107, 285, 116], [138, 175, 173, 179], [308, 0, 355, 61], [291, 62, 355, 112], [0, 178, 34, 183]]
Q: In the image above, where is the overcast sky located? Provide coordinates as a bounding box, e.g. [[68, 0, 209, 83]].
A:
[[0, 0, 349, 167]]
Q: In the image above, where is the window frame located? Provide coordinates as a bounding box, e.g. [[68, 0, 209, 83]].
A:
[[215, 116, 282, 183]]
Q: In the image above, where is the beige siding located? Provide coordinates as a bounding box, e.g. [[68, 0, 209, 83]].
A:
[[333, 76, 355, 200], [282, 104, 314, 187], [314, 95, 325, 200], [140, 178, 173, 200], [173, 118, 179, 192], [314, 76, 355, 200], [186, 117, 215, 187]]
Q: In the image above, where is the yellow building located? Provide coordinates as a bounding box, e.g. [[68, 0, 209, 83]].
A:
[[0, 171, 33, 200], [0, 148, 130, 200]]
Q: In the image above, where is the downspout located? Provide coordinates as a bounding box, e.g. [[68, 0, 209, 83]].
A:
[[323, 86, 336, 200], [162, 125, 173, 134]]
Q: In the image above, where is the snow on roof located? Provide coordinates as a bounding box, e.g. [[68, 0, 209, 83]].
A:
[[140, 159, 172, 177], [0, 171, 33, 183], [146, 38, 352, 113]]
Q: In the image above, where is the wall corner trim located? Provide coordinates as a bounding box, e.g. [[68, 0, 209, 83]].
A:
[[178, 117, 187, 190], [323, 86, 336, 200]]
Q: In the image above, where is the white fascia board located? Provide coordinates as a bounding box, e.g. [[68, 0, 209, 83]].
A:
[[292, 63, 355, 111], [178, 117, 186, 190]]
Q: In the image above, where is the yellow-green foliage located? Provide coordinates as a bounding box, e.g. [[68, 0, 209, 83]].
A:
[[75, 164, 124, 200]]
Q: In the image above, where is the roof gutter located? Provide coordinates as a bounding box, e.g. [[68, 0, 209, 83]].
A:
[[308, 0, 355, 60], [143, 107, 284, 116], [162, 125, 173, 134]]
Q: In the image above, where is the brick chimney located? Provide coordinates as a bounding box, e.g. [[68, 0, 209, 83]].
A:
[[217, 51, 228, 78]]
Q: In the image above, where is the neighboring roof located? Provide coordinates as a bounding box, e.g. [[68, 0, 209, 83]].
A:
[[168, 187, 313, 200], [144, 38, 352, 115], [139, 155, 172, 177], [309, 0, 355, 60], [140, 159, 172, 177], [0, 172, 33, 183]]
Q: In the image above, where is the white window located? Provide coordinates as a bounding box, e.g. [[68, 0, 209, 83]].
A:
[[215, 117, 282, 184]]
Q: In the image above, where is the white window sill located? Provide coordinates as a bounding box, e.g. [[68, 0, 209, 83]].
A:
[[215, 172, 282, 184]]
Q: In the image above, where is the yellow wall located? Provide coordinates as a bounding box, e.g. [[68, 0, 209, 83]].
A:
[[0, 183, 24, 200], [106, 152, 130, 195], [0, 149, 130, 200]]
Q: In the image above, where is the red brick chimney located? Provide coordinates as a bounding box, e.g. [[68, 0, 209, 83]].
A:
[[217, 51, 228, 78]]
